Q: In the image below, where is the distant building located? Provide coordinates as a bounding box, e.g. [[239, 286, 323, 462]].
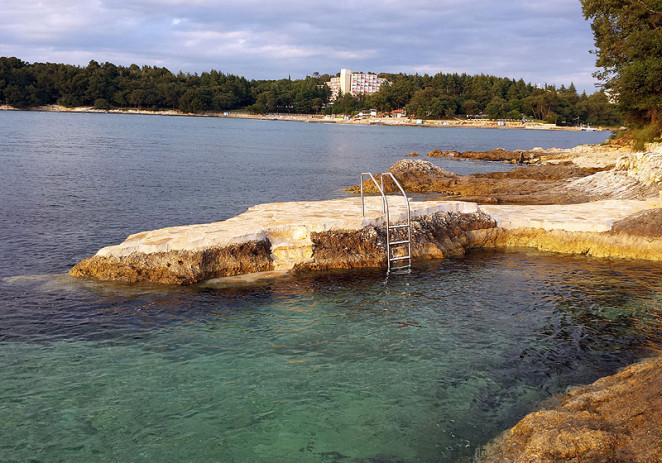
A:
[[327, 68, 387, 101], [356, 109, 378, 118]]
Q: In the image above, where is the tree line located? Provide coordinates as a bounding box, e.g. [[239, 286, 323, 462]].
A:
[[331, 73, 620, 126], [0, 56, 620, 126], [581, 0, 662, 136]]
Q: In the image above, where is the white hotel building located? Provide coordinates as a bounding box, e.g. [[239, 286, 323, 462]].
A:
[[327, 68, 387, 100]]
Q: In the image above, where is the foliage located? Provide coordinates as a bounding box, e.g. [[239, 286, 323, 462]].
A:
[[248, 77, 329, 114], [632, 124, 662, 150], [0, 56, 621, 126], [581, 0, 662, 129], [335, 73, 619, 126], [93, 98, 111, 110]]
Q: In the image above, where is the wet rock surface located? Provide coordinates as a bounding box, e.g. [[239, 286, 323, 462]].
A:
[[70, 240, 274, 285], [480, 356, 662, 463], [295, 212, 496, 272], [478, 227, 662, 261]]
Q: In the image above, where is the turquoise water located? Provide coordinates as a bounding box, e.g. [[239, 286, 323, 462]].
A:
[[3, 252, 662, 462], [3, 112, 657, 462]]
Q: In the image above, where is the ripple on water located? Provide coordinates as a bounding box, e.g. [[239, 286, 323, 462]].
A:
[[1, 250, 662, 462]]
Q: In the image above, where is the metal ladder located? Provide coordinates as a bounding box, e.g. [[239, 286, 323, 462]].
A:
[[360, 172, 412, 272]]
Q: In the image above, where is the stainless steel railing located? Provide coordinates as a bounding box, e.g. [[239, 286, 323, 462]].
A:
[[360, 172, 411, 271]]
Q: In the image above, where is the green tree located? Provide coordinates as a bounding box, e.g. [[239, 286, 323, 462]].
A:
[[94, 98, 111, 110], [581, 0, 662, 127], [485, 96, 510, 119], [178, 89, 203, 113], [462, 99, 480, 116], [330, 92, 362, 115], [406, 87, 438, 117], [587, 90, 622, 126]]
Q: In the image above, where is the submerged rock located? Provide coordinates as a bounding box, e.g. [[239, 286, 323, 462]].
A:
[[425, 149, 445, 157], [480, 355, 662, 463]]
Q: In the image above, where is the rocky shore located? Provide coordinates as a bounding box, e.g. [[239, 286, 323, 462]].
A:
[[70, 141, 662, 462], [479, 355, 662, 462], [353, 145, 661, 205], [418, 144, 662, 462], [71, 199, 488, 285]]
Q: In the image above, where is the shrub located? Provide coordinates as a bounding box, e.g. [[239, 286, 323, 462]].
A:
[[94, 98, 111, 110], [632, 124, 661, 151]]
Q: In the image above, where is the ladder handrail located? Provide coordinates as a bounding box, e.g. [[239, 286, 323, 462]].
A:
[[360, 172, 387, 217], [360, 172, 412, 272], [379, 172, 411, 228]]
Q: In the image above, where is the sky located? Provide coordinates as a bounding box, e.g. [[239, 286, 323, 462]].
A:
[[1, 0, 602, 93]]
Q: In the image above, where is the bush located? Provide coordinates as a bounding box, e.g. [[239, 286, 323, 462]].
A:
[[94, 98, 111, 110], [632, 124, 661, 151], [611, 124, 662, 151], [57, 95, 82, 108], [507, 109, 522, 120], [544, 113, 559, 124]]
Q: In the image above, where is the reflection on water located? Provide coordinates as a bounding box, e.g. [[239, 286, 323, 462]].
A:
[[1, 250, 661, 462]]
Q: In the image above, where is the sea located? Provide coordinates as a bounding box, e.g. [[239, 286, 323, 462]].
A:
[[1, 111, 661, 462]]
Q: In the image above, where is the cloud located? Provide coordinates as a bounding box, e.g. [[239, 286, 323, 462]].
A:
[[0, 0, 601, 92]]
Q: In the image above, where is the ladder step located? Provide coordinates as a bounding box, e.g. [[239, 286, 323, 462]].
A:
[[390, 263, 411, 269], [389, 224, 409, 229], [389, 267, 411, 273], [390, 256, 411, 262], [389, 261, 411, 268], [389, 240, 410, 246]]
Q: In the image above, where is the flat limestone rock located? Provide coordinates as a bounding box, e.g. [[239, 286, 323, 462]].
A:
[[475, 200, 662, 261], [71, 198, 484, 285], [71, 196, 662, 285], [479, 199, 651, 233], [93, 198, 477, 259]]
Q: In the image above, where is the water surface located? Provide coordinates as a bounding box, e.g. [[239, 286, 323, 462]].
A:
[[3, 112, 652, 463], [3, 251, 662, 462]]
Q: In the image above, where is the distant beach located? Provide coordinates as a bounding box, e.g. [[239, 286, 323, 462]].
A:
[[0, 104, 608, 132]]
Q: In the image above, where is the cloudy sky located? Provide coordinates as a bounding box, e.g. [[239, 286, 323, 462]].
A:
[[2, 0, 601, 92]]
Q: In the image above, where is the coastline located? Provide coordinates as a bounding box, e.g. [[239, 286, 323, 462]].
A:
[[67, 140, 662, 462], [0, 104, 610, 132]]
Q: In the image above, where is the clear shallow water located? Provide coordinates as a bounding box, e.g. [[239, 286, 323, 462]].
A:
[[3, 252, 662, 462], [3, 112, 654, 462]]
